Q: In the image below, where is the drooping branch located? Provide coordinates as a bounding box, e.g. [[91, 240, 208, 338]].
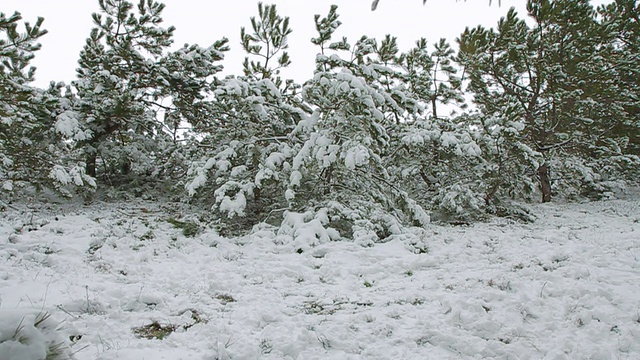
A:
[[372, 0, 426, 11], [371, 0, 499, 11]]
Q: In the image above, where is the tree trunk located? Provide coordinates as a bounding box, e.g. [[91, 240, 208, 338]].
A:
[[86, 153, 97, 178], [538, 163, 551, 203], [431, 97, 438, 119]]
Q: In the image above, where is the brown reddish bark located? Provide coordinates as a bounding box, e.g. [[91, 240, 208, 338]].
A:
[[538, 163, 551, 203]]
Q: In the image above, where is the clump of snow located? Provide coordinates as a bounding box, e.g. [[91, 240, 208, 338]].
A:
[[265, 152, 285, 171], [343, 145, 370, 170], [185, 167, 207, 196], [48, 165, 95, 188], [54, 111, 91, 141], [54, 111, 79, 137], [284, 189, 295, 201], [218, 191, 247, 217], [289, 170, 302, 187], [49, 166, 72, 186], [278, 211, 334, 249]]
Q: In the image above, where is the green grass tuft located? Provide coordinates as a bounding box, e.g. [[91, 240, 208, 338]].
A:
[[166, 218, 200, 237]]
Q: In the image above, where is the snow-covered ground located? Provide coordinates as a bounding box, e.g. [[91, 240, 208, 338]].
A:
[[1, 195, 639, 360]]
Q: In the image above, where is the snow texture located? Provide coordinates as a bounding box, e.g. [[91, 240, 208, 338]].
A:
[[1, 195, 639, 359]]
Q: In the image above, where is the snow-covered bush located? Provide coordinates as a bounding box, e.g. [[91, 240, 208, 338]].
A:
[[472, 113, 542, 208], [552, 154, 640, 200], [0, 310, 74, 360], [283, 7, 430, 238], [388, 113, 486, 221], [185, 75, 303, 235], [187, 5, 432, 238], [184, 4, 307, 235]]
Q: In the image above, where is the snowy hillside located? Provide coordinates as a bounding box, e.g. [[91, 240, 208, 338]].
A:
[[1, 196, 639, 360]]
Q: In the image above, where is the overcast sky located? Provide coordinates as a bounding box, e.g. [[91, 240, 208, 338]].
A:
[[4, 0, 543, 87]]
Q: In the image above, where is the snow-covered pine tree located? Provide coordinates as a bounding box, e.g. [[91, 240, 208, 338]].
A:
[[186, 3, 306, 235], [378, 36, 486, 222], [187, 5, 431, 240], [457, 5, 559, 205], [73, 0, 173, 186], [286, 5, 429, 241], [73, 0, 228, 196], [0, 11, 93, 197], [558, 0, 640, 197], [525, 0, 623, 200], [427, 38, 465, 119], [147, 38, 229, 196], [597, 0, 639, 157], [458, 0, 639, 203], [240, 2, 291, 82]]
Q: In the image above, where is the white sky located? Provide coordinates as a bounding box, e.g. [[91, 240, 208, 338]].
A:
[[4, 0, 537, 87]]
